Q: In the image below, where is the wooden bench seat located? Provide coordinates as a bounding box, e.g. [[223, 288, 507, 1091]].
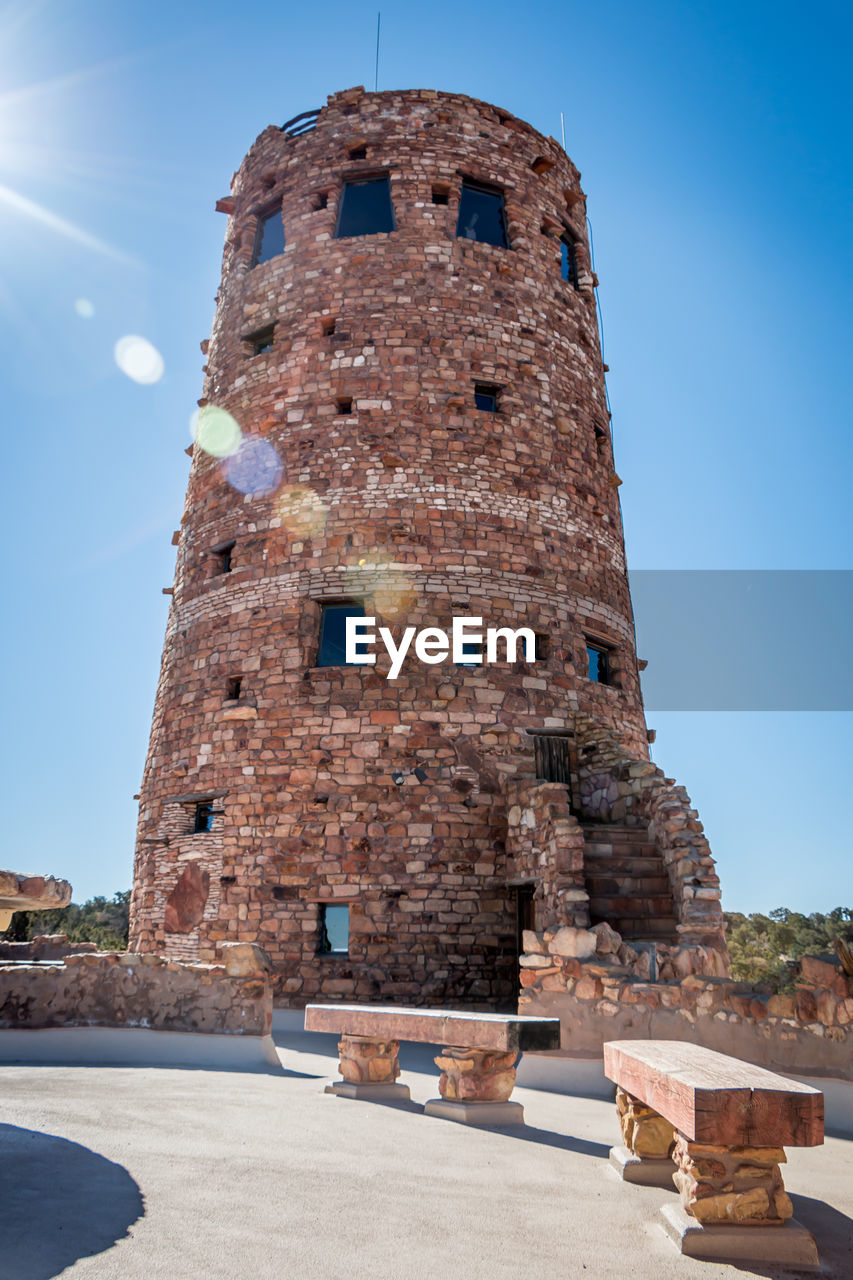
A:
[[604, 1038, 824, 1269], [304, 1003, 560, 1125]]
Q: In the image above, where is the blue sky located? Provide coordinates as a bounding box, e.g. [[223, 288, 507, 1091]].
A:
[[1, 0, 850, 912]]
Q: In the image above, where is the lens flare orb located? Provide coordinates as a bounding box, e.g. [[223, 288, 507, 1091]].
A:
[[114, 335, 164, 385], [223, 436, 284, 496], [192, 405, 242, 458]]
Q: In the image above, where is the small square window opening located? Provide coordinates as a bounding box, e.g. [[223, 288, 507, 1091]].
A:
[[213, 541, 235, 575], [348, 146, 367, 160], [246, 324, 275, 356], [251, 208, 285, 267], [456, 180, 509, 248], [474, 383, 500, 413], [321, 317, 336, 336], [431, 185, 449, 205], [335, 176, 395, 238], [317, 601, 366, 667], [312, 192, 329, 210], [318, 904, 349, 954], [225, 676, 242, 700], [194, 801, 215, 834], [586, 641, 612, 685], [336, 396, 353, 415]]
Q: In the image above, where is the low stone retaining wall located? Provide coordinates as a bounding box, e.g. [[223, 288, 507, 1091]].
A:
[[0, 935, 99, 963], [519, 935, 852, 1080], [0, 944, 272, 1037]]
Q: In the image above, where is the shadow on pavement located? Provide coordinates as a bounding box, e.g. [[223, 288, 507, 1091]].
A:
[[0, 1124, 144, 1280]]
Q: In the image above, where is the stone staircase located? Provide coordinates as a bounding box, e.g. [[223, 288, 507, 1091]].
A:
[[582, 824, 679, 943]]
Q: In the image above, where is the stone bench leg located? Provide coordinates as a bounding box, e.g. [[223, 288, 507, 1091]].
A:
[[659, 1135, 819, 1269], [423, 1047, 524, 1126], [325, 1034, 411, 1102], [609, 1086, 677, 1187]]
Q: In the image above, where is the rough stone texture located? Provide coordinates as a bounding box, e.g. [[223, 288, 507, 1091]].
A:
[[337, 1033, 400, 1084], [616, 1086, 675, 1158], [0, 870, 72, 931], [0, 951, 271, 1036], [0, 935, 98, 962], [435, 1047, 518, 1102], [520, 955, 853, 1080], [672, 1135, 793, 1225], [163, 862, 210, 933], [128, 85, 727, 1005]]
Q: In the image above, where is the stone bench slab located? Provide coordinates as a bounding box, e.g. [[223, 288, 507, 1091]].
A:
[[604, 1039, 824, 1147], [304, 1004, 561, 1052]]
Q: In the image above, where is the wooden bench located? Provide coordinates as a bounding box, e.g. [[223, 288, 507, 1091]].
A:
[[604, 1039, 824, 1269], [304, 1003, 561, 1125]]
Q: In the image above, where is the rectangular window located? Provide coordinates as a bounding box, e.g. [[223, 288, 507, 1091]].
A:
[[225, 676, 242, 700], [252, 208, 285, 266], [213, 541, 235, 574], [431, 184, 449, 205], [561, 236, 578, 288], [335, 176, 395, 238], [246, 324, 275, 356], [317, 601, 365, 667], [456, 180, 508, 248], [318, 904, 349, 954], [474, 383, 500, 412], [194, 801, 215, 834], [586, 641, 612, 685]]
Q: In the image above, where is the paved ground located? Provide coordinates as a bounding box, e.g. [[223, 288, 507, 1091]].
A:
[[1, 1029, 851, 1280]]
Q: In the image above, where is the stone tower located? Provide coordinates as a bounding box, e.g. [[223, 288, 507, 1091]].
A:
[[129, 87, 727, 1007]]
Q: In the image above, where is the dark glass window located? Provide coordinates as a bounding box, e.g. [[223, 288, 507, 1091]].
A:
[[318, 904, 349, 954], [474, 383, 499, 412], [586, 642, 612, 685], [561, 236, 578, 288], [194, 801, 214, 833], [252, 209, 285, 266], [456, 640, 481, 667], [456, 181, 508, 248], [317, 602, 366, 667], [335, 176, 395, 238]]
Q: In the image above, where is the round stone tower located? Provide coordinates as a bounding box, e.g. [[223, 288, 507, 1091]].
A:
[[129, 86, 727, 1007]]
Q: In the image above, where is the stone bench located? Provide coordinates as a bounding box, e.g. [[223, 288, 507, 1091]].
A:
[[304, 1003, 561, 1126], [603, 1038, 825, 1270]]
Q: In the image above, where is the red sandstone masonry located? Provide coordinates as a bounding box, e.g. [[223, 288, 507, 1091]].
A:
[[129, 87, 726, 1006]]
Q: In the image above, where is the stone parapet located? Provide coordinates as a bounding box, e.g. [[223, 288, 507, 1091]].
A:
[[0, 948, 272, 1036]]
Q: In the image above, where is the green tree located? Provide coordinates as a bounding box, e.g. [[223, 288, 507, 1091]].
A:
[[724, 907, 853, 990], [2, 890, 130, 951]]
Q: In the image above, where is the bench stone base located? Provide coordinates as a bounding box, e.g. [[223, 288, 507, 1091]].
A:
[[660, 1204, 820, 1270], [325, 1081, 411, 1102], [609, 1145, 675, 1188], [424, 1099, 525, 1127]]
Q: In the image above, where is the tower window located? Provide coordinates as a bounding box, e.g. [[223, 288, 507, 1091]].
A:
[[431, 184, 450, 205], [213, 541, 235, 575], [586, 641, 612, 685], [193, 801, 215, 834], [335, 176, 395, 238], [316, 601, 365, 667], [336, 396, 353, 415], [312, 191, 329, 210], [348, 146, 367, 161], [561, 236, 578, 288], [318, 904, 349, 954], [225, 676, 242, 700], [321, 317, 336, 336], [251, 207, 285, 267], [456, 180, 508, 248], [531, 734, 572, 787], [474, 383, 500, 413], [245, 324, 275, 356], [593, 423, 609, 461]]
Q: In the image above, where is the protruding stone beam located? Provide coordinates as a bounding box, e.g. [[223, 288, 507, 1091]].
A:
[[0, 871, 72, 933], [325, 1034, 410, 1102]]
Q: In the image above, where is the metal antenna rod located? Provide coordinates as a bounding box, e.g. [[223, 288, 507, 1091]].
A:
[[375, 13, 381, 92]]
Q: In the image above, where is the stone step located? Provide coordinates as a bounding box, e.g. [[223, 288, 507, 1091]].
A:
[[582, 825, 651, 841], [585, 875, 671, 896], [591, 915, 679, 940], [589, 895, 675, 917], [583, 855, 664, 876]]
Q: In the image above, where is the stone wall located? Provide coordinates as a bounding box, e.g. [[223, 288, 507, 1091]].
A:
[[0, 943, 272, 1036], [0, 935, 98, 963], [520, 939, 853, 1080]]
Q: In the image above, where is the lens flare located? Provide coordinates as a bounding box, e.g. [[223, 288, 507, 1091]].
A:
[[114, 334, 164, 385], [275, 485, 328, 538], [345, 552, 418, 619], [74, 298, 94, 318], [223, 436, 283, 496], [192, 405, 242, 458]]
